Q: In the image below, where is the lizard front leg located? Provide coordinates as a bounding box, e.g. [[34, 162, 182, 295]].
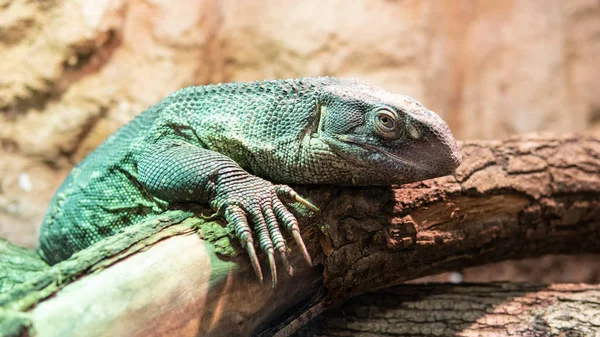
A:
[[136, 140, 315, 287]]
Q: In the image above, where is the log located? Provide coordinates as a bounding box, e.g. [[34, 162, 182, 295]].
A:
[[291, 283, 600, 337], [0, 133, 598, 337]]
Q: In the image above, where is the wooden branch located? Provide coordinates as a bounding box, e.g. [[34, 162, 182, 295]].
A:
[[317, 133, 600, 300], [1, 133, 598, 337], [291, 283, 600, 337]]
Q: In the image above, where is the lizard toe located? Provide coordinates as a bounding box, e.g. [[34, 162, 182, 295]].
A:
[[224, 205, 263, 283], [273, 198, 312, 266], [248, 207, 278, 288], [274, 185, 319, 212], [263, 204, 293, 277]]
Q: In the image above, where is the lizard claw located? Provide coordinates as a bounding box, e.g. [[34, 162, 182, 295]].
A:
[[292, 229, 313, 267], [294, 194, 320, 212], [275, 185, 320, 212], [225, 206, 263, 283], [245, 240, 263, 284], [267, 249, 277, 288], [216, 181, 316, 287], [279, 249, 294, 277], [273, 197, 313, 266]]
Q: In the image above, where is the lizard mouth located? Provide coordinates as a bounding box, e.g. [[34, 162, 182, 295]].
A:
[[334, 134, 435, 177]]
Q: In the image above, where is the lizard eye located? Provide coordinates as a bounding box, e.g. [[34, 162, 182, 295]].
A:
[[374, 109, 403, 139], [378, 114, 394, 129]]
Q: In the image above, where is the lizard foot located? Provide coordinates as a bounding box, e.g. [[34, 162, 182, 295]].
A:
[[213, 182, 315, 288]]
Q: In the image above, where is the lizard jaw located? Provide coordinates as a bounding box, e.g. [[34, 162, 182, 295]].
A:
[[334, 135, 432, 176], [358, 142, 433, 175]]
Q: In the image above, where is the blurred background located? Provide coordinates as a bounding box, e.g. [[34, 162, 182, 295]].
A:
[[1, 0, 598, 282]]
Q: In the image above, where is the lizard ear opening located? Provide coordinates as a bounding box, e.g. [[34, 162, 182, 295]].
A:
[[406, 121, 421, 139], [309, 102, 327, 139]]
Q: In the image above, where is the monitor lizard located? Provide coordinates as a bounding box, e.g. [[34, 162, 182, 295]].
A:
[[37, 77, 462, 287]]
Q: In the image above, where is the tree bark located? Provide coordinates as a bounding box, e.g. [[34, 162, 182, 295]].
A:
[[1, 133, 599, 337], [292, 283, 600, 337]]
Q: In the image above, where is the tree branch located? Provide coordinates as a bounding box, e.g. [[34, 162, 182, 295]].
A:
[[1, 133, 598, 337], [292, 283, 600, 337], [317, 133, 600, 300]]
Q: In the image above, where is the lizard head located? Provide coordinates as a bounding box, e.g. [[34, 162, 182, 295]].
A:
[[316, 78, 462, 185]]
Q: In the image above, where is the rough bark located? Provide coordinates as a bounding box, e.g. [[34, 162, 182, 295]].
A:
[[0, 133, 598, 337], [292, 283, 600, 337]]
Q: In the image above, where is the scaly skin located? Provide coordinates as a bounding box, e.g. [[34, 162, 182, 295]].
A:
[[37, 77, 461, 286]]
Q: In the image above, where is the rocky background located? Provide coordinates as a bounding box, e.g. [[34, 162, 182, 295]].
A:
[[1, 0, 599, 282]]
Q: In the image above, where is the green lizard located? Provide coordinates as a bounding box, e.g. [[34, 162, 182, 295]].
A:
[[37, 77, 461, 287]]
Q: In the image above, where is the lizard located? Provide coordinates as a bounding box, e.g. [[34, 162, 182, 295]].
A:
[[37, 77, 462, 287]]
